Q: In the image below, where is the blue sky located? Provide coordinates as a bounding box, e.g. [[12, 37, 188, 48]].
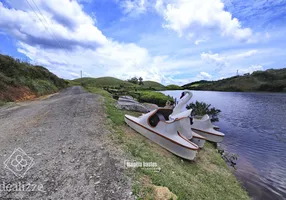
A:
[[0, 0, 285, 85]]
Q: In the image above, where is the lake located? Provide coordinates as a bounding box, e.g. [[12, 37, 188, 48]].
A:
[[161, 90, 286, 200]]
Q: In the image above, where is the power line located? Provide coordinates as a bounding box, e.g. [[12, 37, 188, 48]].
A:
[[29, 0, 67, 51], [24, 0, 73, 67]]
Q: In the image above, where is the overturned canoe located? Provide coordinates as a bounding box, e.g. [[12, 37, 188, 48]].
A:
[[125, 108, 199, 160]]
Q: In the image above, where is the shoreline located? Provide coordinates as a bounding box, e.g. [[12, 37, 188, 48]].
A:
[[87, 86, 250, 199]]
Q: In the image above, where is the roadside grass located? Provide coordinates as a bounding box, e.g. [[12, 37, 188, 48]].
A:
[[0, 101, 7, 107], [87, 86, 250, 200]]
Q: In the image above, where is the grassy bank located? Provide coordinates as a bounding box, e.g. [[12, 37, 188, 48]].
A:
[[0, 54, 67, 102], [86, 86, 250, 200]]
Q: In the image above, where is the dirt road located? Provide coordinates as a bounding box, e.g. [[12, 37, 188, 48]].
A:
[[0, 86, 133, 199]]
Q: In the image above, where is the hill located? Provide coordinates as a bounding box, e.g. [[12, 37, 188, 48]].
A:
[[165, 84, 183, 90], [183, 68, 286, 92], [142, 81, 165, 90], [74, 77, 138, 88], [72, 78, 166, 90], [0, 54, 67, 102]]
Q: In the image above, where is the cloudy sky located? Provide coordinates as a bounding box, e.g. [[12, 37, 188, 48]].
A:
[[0, 0, 285, 85]]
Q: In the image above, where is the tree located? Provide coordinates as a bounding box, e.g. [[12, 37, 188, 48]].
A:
[[186, 101, 221, 122], [127, 77, 138, 84], [138, 77, 144, 85]]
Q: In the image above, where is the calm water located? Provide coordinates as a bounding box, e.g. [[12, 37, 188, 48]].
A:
[[161, 90, 286, 200]]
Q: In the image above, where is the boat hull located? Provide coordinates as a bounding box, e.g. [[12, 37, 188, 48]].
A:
[[190, 132, 206, 148], [125, 116, 198, 160], [191, 128, 224, 143]]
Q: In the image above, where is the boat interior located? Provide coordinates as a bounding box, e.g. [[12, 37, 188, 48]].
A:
[[148, 109, 173, 127]]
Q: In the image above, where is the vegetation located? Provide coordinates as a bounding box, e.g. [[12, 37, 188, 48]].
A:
[[127, 76, 144, 85], [165, 84, 183, 90], [0, 54, 67, 101], [73, 76, 175, 106], [183, 68, 286, 92], [73, 77, 190, 92], [86, 86, 250, 200], [186, 101, 221, 122], [74, 76, 138, 88], [142, 81, 166, 90], [137, 91, 174, 107]]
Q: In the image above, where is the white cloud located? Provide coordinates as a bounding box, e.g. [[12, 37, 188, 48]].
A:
[[201, 52, 228, 70], [228, 50, 258, 59], [200, 72, 212, 79], [0, 0, 107, 49], [201, 50, 259, 71], [1, 0, 189, 84], [120, 0, 147, 16], [239, 65, 263, 75], [156, 0, 252, 41], [194, 38, 208, 45]]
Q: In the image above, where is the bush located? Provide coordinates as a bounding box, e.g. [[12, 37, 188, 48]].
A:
[[137, 91, 174, 107], [26, 79, 58, 96], [186, 101, 221, 122], [165, 84, 182, 90], [0, 53, 67, 101]]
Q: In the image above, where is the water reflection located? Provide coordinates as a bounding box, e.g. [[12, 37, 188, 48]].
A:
[[162, 90, 286, 200]]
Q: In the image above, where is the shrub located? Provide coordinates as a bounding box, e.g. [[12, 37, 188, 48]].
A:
[[186, 101, 221, 122], [165, 84, 183, 90], [0, 53, 67, 101], [27, 79, 58, 96], [137, 91, 174, 107]]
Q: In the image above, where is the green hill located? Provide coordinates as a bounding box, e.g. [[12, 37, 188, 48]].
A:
[[74, 77, 138, 88], [165, 84, 183, 90], [0, 54, 67, 102], [183, 68, 286, 92], [142, 81, 165, 90]]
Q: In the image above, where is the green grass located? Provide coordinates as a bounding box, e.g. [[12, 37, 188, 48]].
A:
[[165, 84, 183, 90], [142, 81, 165, 90], [73, 77, 168, 91], [137, 91, 174, 107], [86, 86, 250, 200], [66, 80, 81, 86], [26, 79, 58, 96], [75, 77, 138, 88], [0, 53, 67, 101], [0, 101, 7, 107]]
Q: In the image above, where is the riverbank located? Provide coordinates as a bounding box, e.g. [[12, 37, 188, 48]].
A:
[[162, 90, 286, 199], [86, 86, 250, 199]]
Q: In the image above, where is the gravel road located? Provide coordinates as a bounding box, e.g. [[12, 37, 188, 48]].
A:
[[0, 86, 133, 200]]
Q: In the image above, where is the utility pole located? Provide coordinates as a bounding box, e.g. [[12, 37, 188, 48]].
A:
[[236, 70, 239, 76], [80, 70, 82, 85]]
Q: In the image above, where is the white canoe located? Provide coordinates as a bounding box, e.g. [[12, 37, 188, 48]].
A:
[[192, 115, 224, 143], [124, 108, 199, 160]]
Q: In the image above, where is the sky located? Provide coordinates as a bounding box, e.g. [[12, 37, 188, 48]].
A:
[[0, 0, 286, 85]]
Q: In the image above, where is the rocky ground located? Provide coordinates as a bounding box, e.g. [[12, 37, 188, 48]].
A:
[[0, 86, 134, 200]]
